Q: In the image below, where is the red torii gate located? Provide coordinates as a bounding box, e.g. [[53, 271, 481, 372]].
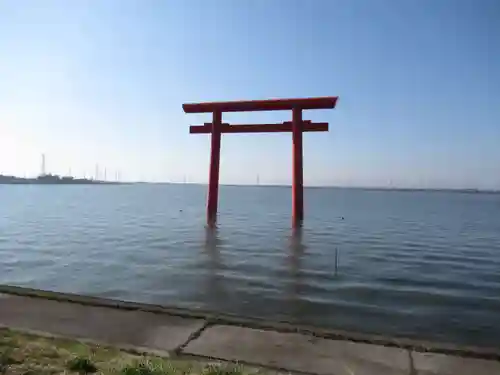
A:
[[183, 97, 338, 227]]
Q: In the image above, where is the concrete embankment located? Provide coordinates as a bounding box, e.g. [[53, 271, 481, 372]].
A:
[[0, 285, 499, 375]]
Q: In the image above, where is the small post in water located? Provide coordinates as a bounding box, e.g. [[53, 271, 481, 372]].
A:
[[334, 247, 339, 276]]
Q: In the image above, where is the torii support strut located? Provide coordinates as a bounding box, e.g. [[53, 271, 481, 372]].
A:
[[183, 97, 338, 227]]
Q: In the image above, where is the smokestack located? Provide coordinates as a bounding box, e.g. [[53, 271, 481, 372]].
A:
[[41, 154, 46, 176]]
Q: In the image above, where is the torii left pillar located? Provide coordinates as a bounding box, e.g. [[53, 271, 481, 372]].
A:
[[183, 97, 338, 227], [207, 110, 222, 226], [292, 107, 304, 223]]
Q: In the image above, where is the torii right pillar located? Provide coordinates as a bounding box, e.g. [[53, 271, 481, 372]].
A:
[[292, 107, 305, 225]]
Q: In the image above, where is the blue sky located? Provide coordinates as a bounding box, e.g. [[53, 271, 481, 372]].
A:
[[0, 0, 499, 189]]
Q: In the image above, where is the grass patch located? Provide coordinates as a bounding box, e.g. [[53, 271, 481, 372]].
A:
[[121, 360, 177, 375], [202, 364, 243, 375], [1, 348, 23, 374], [67, 357, 98, 373], [0, 329, 277, 375]]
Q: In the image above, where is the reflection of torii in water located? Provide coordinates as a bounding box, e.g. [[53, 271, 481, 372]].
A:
[[201, 226, 227, 310], [202, 225, 307, 322], [285, 226, 306, 321]]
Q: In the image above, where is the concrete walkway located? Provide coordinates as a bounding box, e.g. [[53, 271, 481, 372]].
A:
[[0, 289, 499, 375]]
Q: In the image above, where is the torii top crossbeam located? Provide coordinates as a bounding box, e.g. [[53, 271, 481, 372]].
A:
[[183, 96, 338, 113], [183, 96, 338, 227]]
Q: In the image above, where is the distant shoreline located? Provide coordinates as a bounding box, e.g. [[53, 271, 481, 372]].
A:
[[0, 174, 122, 185], [1, 177, 498, 194], [150, 182, 500, 194], [0, 181, 123, 185]]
